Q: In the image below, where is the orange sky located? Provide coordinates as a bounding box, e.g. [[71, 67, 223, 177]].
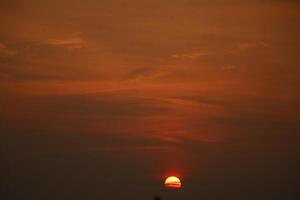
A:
[[1, 0, 300, 199]]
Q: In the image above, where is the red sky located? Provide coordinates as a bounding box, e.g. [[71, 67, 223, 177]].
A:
[[1, 0, 300, 199]]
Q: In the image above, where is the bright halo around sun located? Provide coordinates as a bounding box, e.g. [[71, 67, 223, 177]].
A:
[[164, 176, 182, 188]]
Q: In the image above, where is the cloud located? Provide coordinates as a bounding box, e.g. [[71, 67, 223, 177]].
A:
[[0, 42, 17, 57], [171, 52, 209, 60], [237, 41, 269, 50], [221, 65, 236, 71], [94, 145, 171, 153], [0, 72, 12, 80], [228, 41, 269, 54], [43, 32, 85, 50]]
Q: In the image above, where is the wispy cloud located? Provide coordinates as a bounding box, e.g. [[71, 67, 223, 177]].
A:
[[43, 32, 85, 49], [237, 41, 269, 50], [171, 52, 209, 60], [0, 72, 12, 79], [0, 42, 17, 57], [221, 65, 236, 71], [229, 41, 269, 54], [93, 145, 171, 153]]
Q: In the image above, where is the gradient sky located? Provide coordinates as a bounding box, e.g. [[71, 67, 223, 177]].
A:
[[1, 0, 300, 199]]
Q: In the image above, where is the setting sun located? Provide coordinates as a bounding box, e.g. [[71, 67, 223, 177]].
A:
[[164, 176, 182, 188]]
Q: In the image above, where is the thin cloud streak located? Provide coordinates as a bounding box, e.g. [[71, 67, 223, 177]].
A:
[[171, 52, 209, 60], [42, 33, 85, 49], [0, 42, 17, 56]]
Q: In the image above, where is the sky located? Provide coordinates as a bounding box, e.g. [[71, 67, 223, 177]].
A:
[[1, 0, 300, 199]]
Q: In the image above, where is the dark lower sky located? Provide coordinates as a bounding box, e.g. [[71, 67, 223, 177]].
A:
[[1, 0, 300, 199]]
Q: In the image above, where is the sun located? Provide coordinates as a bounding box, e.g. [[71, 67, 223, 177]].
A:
[[164, 176, 181, 188]]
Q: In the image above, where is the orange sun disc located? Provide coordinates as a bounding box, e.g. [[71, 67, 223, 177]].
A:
[[164, 176, 181, 188]]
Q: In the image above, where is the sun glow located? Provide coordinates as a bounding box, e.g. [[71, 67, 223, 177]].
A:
[[164, 176, 181, 188]]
